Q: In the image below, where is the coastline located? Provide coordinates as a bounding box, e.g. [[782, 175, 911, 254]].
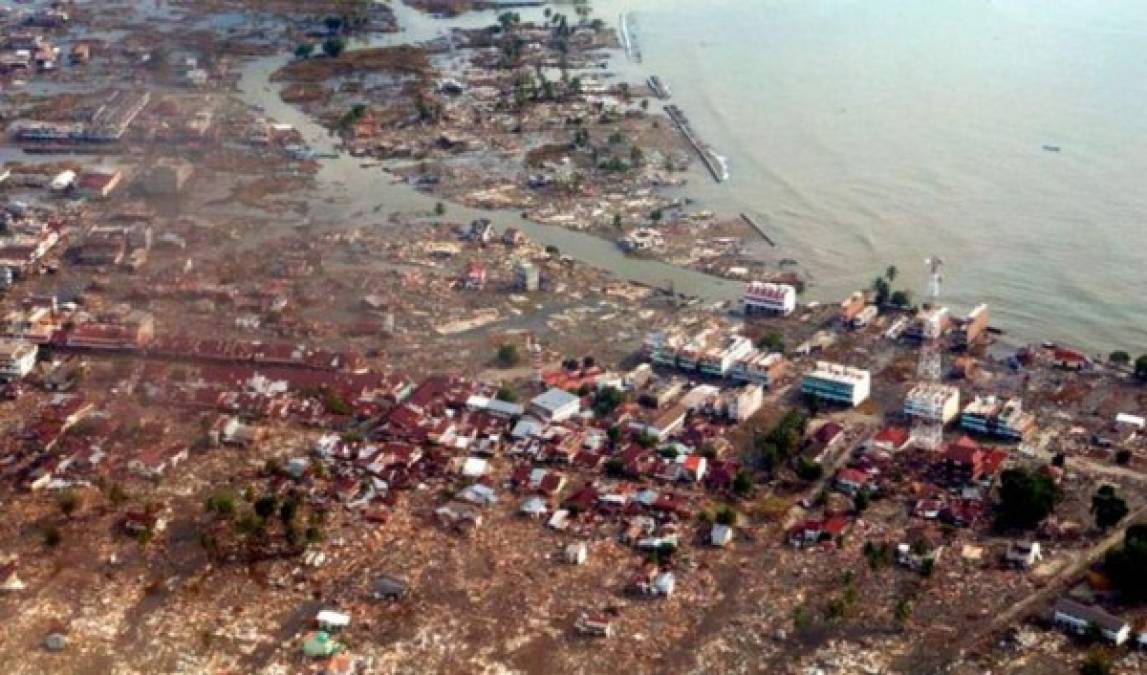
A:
[[237, 1, 1127, 359]]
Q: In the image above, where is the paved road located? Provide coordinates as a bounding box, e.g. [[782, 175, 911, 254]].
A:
[[961, 504, 1147, 651]]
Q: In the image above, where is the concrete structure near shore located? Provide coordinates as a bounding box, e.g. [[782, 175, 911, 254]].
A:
[[960, 395, 1034, 441], [742, 282, 796, 317], [138, 160, 193, 196], [800, 361, 870, 407], [0, 338, 38, 380], [904, 383, 961, 424]]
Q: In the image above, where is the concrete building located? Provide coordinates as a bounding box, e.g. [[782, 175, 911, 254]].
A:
[[906, 306, 951, 341], [75, 168, 123, 199], [629, 403, 687, 440], [0, 338, 38, 380], [851, 304, 879, 328], [800, 362, 871, 407], [840, 291, 866, 324], [138, 160, 193, 196], [729, 350, 787, 388], [1052, 598, 1130, 645], [742, 282, 797, 316], [528, 388, 580, 423], [960, 395, 1034, 442], [954, 303, 989, 349], [723, 383, 763, 422], [904, 383, 961, 424], [514, 259, 540, 292], [697, 334, 754, 377]]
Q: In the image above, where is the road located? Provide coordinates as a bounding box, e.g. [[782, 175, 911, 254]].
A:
[[960, 504, 1147, 651]]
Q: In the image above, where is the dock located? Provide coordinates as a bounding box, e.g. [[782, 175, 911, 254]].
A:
[[664, 104, 727, 183], [647, 75, 671, 100], [619, 13, 641, 63], [740, 213, 776, 246]]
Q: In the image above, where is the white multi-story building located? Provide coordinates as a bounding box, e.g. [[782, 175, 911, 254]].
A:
[[904, 383, 961, 424], [643, 330, 687, 368], [960, 395, 1034, 441], [742, 282, 797, 317], [675, 328, 720, 371], [0, 338, 37, 380], [724, 383, 764, 421], [698, 334, 754, 377], [730, 350, 787, 388], [800, 362, 871, 407]]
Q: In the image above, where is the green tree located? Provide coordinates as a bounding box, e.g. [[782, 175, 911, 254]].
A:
[[324, 16, 342, 33], [795, 457, 823, 482], [322, 37, 347, 58], [324, 391, 353, 416], [294, 43, 315, 59], [434, 201, 446, 216], [1091, 485, 1129, 532], [1079, 646, 1113, 675], [205, 492, 237, 518], [496, 344, 521, 368], [57, 491, 80, 517], [254, 494, 278, 520], [592, 387, 625, 416], [1115, 449, 1132, 466], [894, 597, 913, 623], [756, 332, 784, 352], [279, 497, 299, 527], [1109, 350, 1130, 366], [872, 277, 891, 306], [650, 209, 663, 223], [714, 506, 738, 527], [42, 525, 62, 547], [890, 290, 912, 307], [1106, 523, 1147, 603], [497, 11, 521, 34], [885, 265, 898, 283], [732, 470, 753, 496], [995, 468, 1059, 530], [1136, 355, 1147, 382], [495, 387, 518, 403]]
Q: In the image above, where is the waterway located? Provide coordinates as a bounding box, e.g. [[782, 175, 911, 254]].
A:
[[233, 3, 743, 305], [22, 0, 1147, 352]]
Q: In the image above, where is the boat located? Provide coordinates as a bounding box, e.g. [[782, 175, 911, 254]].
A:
[[1042, 145, 1061, 152]]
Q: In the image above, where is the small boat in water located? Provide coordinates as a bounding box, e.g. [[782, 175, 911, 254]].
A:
[[1042, 145, 1061, 152]]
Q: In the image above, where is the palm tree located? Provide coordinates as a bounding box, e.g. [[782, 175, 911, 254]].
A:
[[885, 265, 898, 283]]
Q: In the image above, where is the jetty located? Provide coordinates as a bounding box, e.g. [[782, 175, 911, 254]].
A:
[[664, 105, 727, 183], [619, 13, 641, 63], [740, 213, 776, 246], [647, 76, 671, 100]]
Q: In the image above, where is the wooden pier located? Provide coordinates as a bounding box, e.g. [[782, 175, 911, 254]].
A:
[[740, 213, 776, 246], [664, 104, 726, 183]]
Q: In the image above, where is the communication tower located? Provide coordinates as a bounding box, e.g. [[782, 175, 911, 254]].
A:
[[912, 256, 945, 451]]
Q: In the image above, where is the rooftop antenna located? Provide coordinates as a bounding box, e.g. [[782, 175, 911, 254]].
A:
[[528, 333, 544, 385], [913, 255, 945, 451]]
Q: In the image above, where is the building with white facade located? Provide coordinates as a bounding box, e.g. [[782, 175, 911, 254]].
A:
[[960, 395, 1035, 441], [698, 334, 754, 377], [724, 383, 764, 422], [528, 388, 581, 423], [904, 383, 961, 424], [729, 350, 787, 388], [0, 338, 37, 380], [800, 362, 871, 407], [742, 282, 797, 317]]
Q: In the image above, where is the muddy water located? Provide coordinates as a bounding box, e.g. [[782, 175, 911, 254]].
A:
[[232, 3, 741, 305]]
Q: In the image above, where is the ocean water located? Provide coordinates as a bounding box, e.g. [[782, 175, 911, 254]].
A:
[[599, 0, 1147, 353]]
